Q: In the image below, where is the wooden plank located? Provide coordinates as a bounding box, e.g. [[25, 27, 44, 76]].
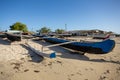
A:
[[25, 43, 49, 58]]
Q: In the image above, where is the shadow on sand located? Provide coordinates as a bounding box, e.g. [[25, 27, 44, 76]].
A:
[[20, 44, 44, 63], [0, 38, 11, 45], [33, 40, 120, 65]]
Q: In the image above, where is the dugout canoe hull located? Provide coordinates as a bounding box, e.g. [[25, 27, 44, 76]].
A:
[[43, 37, 115, 54], [5, 33, 21, 42]]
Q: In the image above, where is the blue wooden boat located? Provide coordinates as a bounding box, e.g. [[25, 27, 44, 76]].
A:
[[43, 37, 115, 54]]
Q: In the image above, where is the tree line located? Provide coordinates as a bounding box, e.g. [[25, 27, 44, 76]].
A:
[[10, 22, 65, 34]]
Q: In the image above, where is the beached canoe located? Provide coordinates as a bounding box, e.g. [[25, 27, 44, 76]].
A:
[[43, 37, 115, 54], [5, 33, 22, 42], [0, 33, 6, 38], [93, 34, 110, 40]]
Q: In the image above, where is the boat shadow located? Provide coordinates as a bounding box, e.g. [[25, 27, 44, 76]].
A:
[[0, 38, 11, 45], [50, 47, 120, 65], [33, 40, 120, 65], [20, 44, 44, 63]]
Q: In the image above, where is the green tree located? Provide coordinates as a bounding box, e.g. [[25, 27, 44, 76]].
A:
[[39, 27, 51, 34], [10, 22, 28, 32], [55, 29, 65, 34]]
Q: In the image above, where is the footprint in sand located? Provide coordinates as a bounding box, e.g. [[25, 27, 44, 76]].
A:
[[103, 70, 110, 74], [24, 69, 29, 72], [34, 70, 40, 73], [99, 75, 107, 80]]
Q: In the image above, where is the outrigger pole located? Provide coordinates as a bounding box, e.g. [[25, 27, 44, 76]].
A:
[[25, 40, 76, 58], [41, 41, 76, 58], [41, 41, 76, 52]]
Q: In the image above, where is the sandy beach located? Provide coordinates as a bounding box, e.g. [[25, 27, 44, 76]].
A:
[[0, 37, 120, 80]]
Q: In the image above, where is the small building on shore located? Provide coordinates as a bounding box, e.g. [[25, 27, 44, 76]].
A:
[[68, 29, 107, 36]]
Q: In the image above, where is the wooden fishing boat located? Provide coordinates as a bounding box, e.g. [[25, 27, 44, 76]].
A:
[[5, 33, 22, 42], [0, 33, 6, 38], [43, 37, 115, 54], [93, 34, 110, 40]]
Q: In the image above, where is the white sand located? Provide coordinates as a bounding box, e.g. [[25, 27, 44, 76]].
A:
[[0, 37, 120, 80]]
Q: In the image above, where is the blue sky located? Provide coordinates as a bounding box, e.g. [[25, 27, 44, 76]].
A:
[[0, 0, 120, 33]]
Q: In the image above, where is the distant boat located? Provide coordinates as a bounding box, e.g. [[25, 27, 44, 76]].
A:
[[43, 37, 115, 54], [93, 34, 110, 40], [0, 32, 6, 38], [49, 34, 72, 37], [5, 33, 22, 42]]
